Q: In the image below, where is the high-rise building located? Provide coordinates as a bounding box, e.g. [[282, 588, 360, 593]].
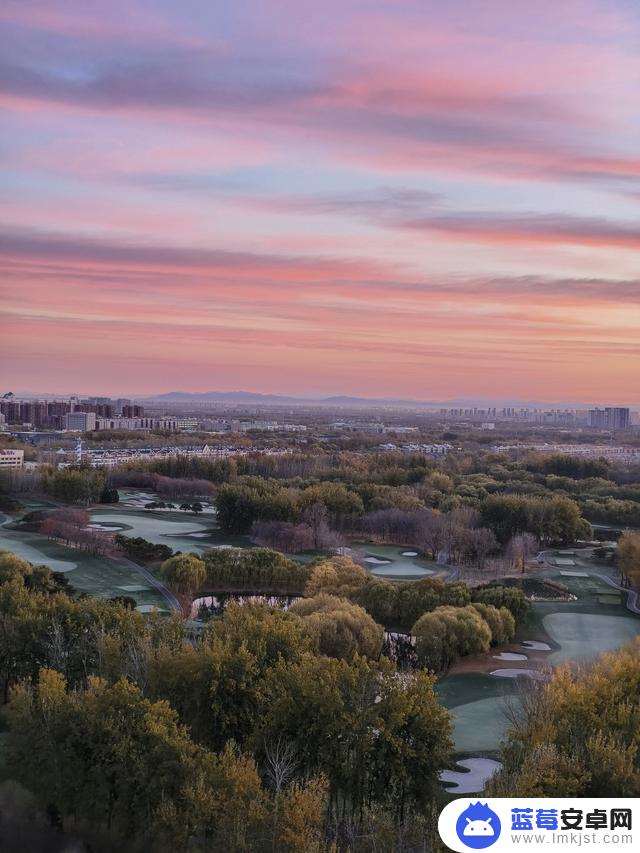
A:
[[65, 411, 97, 431], [588, 407, 630, 430], [122, 404, 144, 418]]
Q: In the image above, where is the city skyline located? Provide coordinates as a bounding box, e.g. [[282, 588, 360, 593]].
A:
[[1, 1, 639, 401]]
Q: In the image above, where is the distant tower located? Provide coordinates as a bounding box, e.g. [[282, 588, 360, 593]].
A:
[[75, 436, 83, 464]]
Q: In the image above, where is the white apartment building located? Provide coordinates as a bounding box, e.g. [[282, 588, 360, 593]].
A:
[[0, 449, 24, 468], [95, 417, 178, 431]]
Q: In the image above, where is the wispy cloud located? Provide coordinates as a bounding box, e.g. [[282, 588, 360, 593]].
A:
[[1, 0, 639, 398]]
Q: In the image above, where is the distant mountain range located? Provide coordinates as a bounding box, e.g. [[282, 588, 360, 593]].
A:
[[9, 389, 637, 409], [148, 390, 431, 406], [145, 391, 639, 409]]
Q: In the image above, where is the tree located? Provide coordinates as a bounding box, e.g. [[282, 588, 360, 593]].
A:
[[277, 776, 328, 852], [412, 605, 492, 672], [160, 554, 206, 594], [506, 532, 538, 573], [0, 552, 33, 585], [617, 532, 640, 586], [471, 584, 529, 625], [263, 736, 299, 793], [290, 594, 383, 660], [115, 534, 173, 563], [260, 654, 452, 824], [297, 483, 364, 527], [416, 513, 447, 560], [300, 502, 342, 549], [480, 495, 531, 544], [191, 501, 203, 516], [6, 670, 270, 848], [215, 483, 296, 534], [467, 527, 499, 570], [305, 556, 369, 599], [41, 467, 106, 506], [202, 547, 310, 593], [470, 602, 516, 645], [251, 520, 316, 553]]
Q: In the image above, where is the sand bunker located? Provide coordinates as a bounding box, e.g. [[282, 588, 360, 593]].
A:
[[493, 652, 528, 661], [401, 551, 418, 557], [521, 640, 551, 651], [491, 668, 546, 680], [440, 758, 502, 794], [560, 570, 589, 577], [365, 556, 391, 565]]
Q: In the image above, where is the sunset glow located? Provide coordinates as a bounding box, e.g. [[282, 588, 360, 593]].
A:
[[1, 0, 639, 401]]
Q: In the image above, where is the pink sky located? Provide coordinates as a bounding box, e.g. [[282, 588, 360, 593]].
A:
[[1, 1, 639, 401]]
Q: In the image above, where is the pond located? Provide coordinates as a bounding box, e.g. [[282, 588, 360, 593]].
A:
[[191, 592, 300, 618]]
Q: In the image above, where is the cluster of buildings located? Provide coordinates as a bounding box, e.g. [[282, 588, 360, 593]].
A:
[[587, 408, 630, 430], [65, 412, 177, 432], [494, 443, 640, 464], [0, 395, 308, 435], [196, 418, 306, 433], [330, 421, 419, 435], [438, 406, 633, 429], [0, 394, 145, 431], [379, 442, 452, 457], [70, 444, 292, 468]]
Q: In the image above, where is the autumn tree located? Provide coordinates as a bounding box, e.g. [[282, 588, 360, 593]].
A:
[[259, 654, 452, 824], [471, 584, 529, 625], [506, 532, 538, 573], [617, 532, 640, 585], [412, 605, 492, 672], [470, 602, 516, 645], [6, 670, 272, 850], [290, 594, 384, 660], [487, 638, 640, 797], [160, 553, 207, 594], [305, 556, 369, 599]]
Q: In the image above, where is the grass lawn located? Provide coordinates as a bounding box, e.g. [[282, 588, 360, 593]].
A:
[[436, 673, 517, 755], [90, 508, 252, 554], [0, 526, 168, 610]]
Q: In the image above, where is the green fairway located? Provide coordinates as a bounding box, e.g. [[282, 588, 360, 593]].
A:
[[0, 524, 168, 611], [436, 673, 517, 753], [91, 508, 252, 554], [448, 696, 519, 754], [544, 612, 640, 664]]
